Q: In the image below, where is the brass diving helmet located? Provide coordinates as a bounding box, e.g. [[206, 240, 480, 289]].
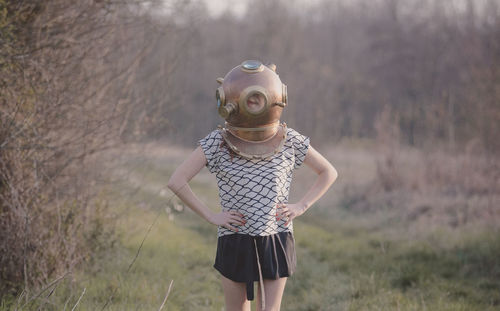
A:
[[215, 60, 288, 159]]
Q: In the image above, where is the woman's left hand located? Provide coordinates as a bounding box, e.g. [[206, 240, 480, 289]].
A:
[[276, 203, 307, 226]]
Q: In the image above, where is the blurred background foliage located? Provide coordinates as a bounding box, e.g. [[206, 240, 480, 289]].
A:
[[1, 0, 499, 309], [147, 0, 500, 154]]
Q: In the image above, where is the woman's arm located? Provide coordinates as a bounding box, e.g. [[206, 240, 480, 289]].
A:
[[276, 145, 338, 225], [167, 146, 245, 232]]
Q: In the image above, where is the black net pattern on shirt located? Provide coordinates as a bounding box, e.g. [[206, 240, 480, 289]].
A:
[[199, 128, 310, 237]]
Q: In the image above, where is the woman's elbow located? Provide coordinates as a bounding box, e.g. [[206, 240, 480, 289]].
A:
[[166, 178, 175, 192], [325, 164, 338, 185], [167, 175, 185, 194]]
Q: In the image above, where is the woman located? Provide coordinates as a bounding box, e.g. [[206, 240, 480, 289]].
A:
[[168, 60, 337, 311]]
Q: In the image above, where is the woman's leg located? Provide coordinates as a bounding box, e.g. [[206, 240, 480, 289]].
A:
[[256, 277, 287, 311], [220, 275, 251, 311]]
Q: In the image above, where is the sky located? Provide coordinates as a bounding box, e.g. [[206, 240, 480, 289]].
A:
[[153, 0, 496, 22], [200, 0, 494, 19], [203, 0, 249, 18]]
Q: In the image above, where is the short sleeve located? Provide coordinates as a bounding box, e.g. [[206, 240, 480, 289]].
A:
[[288, 128, 310, 169], [198, 130, 222, 174]]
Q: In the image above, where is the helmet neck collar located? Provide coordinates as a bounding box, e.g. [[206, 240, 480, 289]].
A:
[[224, 121, 281, 142]]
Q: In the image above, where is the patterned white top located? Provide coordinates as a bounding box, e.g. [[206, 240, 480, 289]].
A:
[[199, 127, 310, 237]]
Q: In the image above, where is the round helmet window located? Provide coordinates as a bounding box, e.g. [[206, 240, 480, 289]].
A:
[[245, 93, 267, 114]]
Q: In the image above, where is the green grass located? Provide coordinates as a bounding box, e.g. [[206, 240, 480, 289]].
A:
[[3, 148, 499, 310], [285, 217, 500, 311]]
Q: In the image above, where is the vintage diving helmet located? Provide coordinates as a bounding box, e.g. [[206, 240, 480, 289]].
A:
[[215, 60, 288, 160]]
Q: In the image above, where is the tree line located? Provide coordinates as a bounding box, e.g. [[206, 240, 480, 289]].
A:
[[147, 0, 499, 154]]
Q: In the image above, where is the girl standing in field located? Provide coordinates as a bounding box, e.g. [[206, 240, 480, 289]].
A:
[[167, 60, 337, 311]]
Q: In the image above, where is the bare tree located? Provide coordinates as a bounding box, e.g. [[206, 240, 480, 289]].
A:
[[0, 0, 185, 294]]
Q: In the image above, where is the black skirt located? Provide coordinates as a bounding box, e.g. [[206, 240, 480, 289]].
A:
[[213, 231, 296, 301]]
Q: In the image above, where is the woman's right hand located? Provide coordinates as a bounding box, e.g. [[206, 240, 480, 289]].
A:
[[208, 211, 246, 232]]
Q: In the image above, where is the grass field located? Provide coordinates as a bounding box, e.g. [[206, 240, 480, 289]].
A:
[[3, 143, 499, 310]]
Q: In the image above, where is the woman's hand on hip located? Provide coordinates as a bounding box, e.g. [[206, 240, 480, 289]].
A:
[[276, 203, 307, 226], [208, 211, 246, 232]]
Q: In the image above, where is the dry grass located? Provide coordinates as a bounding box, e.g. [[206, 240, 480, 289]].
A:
[[114, 138, 500, 234], [316, 141, 500, 235]]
